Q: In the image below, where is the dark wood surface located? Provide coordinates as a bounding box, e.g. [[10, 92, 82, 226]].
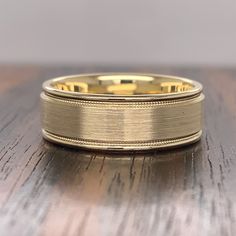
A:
[[0, 65, 235, 236]]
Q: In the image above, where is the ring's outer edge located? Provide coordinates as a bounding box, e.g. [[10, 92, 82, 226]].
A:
[[42, 129, 202, 151]]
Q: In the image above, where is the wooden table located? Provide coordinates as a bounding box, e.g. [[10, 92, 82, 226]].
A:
[[0, 66, 235, 236]]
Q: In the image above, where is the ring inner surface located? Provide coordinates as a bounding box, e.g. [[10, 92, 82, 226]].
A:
[[51, 75, 195, 95]]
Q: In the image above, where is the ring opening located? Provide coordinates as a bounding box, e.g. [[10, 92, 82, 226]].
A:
[[50, 74, 195, 95]]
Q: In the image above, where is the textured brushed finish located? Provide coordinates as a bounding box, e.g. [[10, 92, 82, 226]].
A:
[[41, 92, 204, 150]]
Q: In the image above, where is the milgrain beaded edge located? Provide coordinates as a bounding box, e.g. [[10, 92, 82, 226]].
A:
[[42, 129, 202, 151]]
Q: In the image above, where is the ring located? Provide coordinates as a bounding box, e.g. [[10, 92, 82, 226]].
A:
[[41, 73, 204, 151]]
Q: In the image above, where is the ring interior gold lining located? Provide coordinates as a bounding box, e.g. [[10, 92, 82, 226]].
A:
[[43, 73, 202, 101]]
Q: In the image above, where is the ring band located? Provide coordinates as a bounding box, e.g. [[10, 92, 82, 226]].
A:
[[41, 73, 204, 151]]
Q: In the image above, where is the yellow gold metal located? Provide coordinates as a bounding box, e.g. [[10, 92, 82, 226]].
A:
[[41, 73, 204, 151]]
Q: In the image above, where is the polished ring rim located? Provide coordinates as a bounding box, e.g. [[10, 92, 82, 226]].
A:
[[42, 129, 202, 151], [43, 73, 203, 101]]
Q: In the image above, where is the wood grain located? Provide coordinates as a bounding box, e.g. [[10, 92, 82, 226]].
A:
[[0, 65, 235, 236]]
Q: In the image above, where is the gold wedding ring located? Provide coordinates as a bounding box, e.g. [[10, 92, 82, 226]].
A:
[[41, 73, 204, 151]]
